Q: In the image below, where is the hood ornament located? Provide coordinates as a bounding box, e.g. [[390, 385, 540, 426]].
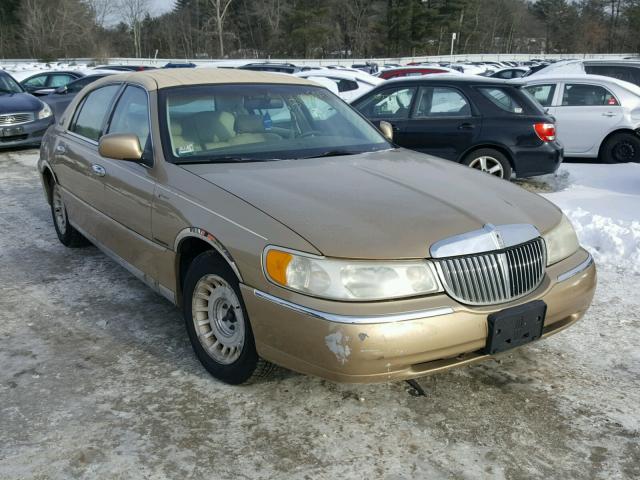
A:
[[430, 223, 539, 258]]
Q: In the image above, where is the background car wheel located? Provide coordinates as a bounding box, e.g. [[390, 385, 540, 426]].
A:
[[183, 251, 274, 384], [462, 149, 512, 179], [51, 183, 89, 247], [601, 132, 640, 163]]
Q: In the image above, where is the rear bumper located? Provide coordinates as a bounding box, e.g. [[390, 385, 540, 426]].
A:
[[0, 118, 53, 149], [243, 248, 596, 383], [513, 141, 563, 178]]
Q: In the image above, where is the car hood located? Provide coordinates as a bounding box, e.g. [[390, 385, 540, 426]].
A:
[[0, 92, 42, 114], [181, 149, 561, 259]]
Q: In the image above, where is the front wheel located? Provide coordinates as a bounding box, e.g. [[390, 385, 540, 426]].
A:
[[462, 148, 512, 180], [601, 132, 640, 163], [183, 251, 274, 384]]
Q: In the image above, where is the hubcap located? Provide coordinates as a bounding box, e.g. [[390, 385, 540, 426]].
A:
[[52, 186, 67, 234], [468, 156, 504, 177], [613, 141, 636, 162], [191, 274, 245, 365]]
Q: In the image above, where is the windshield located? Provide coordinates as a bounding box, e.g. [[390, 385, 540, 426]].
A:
[[159, 83, 391, 163], [0, 74, 23, 94]]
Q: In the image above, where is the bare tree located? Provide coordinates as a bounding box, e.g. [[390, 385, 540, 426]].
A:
[[119, 0, 149, 58], [208, 0, 234, 57], [86, 0, 115, 28]]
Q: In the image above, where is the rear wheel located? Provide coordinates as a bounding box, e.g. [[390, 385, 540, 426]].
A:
[[51, 184, 89, 247], [183, 251, 274, 384], [462, 148, 512, 179], [601, 132, 640, 163]]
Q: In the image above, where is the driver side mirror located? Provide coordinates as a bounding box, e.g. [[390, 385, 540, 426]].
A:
[[99, 133, 143, 162], [378, 121, 393, 142], [55, 85, 68, 94]]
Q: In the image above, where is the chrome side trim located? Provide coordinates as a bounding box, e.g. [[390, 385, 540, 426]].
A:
[[157, 184, 267, 240], [253, 289, 454, 325], [174, 228, 244, 282], [430, 224, 540, 258], [557, 254, 594, 282]]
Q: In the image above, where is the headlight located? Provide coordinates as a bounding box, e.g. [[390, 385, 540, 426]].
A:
[[37, 103, 52, 120], [543, 214, 579, 265], [264, 247, 442, 301]]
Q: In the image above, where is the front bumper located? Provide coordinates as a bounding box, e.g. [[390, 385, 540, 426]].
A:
[[0, 117, 53, 149], [243, 248, 596, 383]]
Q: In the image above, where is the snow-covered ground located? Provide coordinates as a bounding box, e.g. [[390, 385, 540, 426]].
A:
[[523, 163, 640, 273]]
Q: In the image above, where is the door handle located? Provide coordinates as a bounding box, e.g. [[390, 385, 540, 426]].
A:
[[458, 123, 475, 130], [602, 112, 616, 117], [54, 145, 66, 155], [91, 164, 106, 177]]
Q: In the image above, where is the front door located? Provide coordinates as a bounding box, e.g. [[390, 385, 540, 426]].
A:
[[399, 85, 479, 160]]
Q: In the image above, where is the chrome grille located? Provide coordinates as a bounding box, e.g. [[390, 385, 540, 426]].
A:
[[0, 112, 34, 126], [435, 238, 546, 305]]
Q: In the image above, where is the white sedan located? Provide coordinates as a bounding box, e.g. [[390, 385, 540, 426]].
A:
[[521, 74, 640, 163], [294, 68, 383, 102]]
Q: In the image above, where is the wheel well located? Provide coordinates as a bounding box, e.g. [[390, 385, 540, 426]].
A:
[[459, 144, 515, 170], [42, 168, 55, 204], [176, 237, 232, 306], [597, 128, 638, 159]]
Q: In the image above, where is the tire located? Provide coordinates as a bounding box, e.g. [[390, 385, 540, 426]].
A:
[[51, 183, 89, 247], [183, 251, 274, 384], [462, 148, 512, 179], [601, 132, 640, 164]]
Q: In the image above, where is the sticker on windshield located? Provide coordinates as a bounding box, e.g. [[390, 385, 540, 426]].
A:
[[177, 143, 195, 155]]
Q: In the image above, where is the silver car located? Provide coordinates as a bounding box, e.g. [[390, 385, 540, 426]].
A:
[[522, 74, 640, 163]]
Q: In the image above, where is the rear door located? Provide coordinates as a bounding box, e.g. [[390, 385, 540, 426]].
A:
[[399, 85, 478, 160], [51, 84, 122, 234], [553, 82, 623, 154]]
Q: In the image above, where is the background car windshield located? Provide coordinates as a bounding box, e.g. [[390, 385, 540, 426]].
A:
[[160, 84, 390, 162], [0, 74, 23, 94]]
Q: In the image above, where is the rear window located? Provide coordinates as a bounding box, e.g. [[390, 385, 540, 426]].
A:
[[478, 87, 525, 114]]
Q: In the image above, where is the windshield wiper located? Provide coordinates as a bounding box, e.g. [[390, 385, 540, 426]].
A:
[[303, 150, 359, 159]]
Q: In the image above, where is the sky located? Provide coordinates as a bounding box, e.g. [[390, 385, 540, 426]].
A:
[[150, 0, 175, 16]]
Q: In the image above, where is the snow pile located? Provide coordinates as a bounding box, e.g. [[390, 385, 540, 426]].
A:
[[540, 163, 640, 273]]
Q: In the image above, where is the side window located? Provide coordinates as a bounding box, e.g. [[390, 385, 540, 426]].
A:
[[413, 87, 470, 117], [107, 85, 150, 153], [562, 84, 618, 106], [334, 79, 359, 93], [298, 93, 337, 121], [48, 74, 75, 88], [478, 87, 525, 114], [67, 77, 90, 94], [23, 75, 47, 88], [524, 84, 556, 107], [71, 85, 120, 142], [354, 87, 416, 119]]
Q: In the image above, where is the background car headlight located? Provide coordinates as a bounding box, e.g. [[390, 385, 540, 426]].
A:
[[543, 214, 579, 265], [37, 103, 53, 120], [264, 248, 442, 301]]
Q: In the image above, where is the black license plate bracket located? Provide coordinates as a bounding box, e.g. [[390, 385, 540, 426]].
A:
[[0, 126, 24, 137], [484, 300, 547, 355]]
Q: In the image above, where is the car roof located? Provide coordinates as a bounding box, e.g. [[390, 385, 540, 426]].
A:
[[384, 74, 525, 86], [89, 67, 316, 91], [521, 73, 640, 97]]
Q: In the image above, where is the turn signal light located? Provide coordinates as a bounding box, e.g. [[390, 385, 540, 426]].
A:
[[265, 249, 292, 285], [534, 123, 556, 142]]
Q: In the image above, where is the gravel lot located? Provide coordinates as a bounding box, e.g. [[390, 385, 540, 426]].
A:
[[1, 149, 638, 480]]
